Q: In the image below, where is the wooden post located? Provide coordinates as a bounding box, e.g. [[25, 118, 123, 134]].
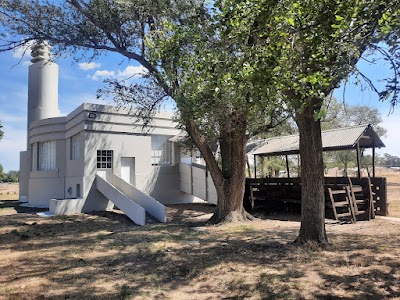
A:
[[246, 155, 251, 178], [205, 164, 208, 202], [254, 155, 257, 179], [381, 177, 388, 216], [297, 154, 300, 177], [285, 154, 290, 178], [356, 142, 361, 178], [372, 142, 376, 178]]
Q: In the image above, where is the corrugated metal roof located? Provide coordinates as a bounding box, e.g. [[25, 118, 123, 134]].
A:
[[250, 124, 385, 156]]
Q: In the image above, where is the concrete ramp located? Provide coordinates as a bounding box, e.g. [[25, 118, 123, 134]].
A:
[[96, 175, 146, 226], [96, 173, 167, 225]]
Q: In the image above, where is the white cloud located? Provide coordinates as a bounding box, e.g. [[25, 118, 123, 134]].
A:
[[91, 70, 115, 81], [89, 65, 147, 81], [0, 114, 26, 123], [79, 62, 101, 71], [11, 41, 34, 59], [117, 65, 147, 80]]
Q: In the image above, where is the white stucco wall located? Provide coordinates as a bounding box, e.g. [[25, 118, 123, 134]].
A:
[[19, 151, 30, 200], [23, 103, 194, 208], [28, 171, 65, 207], [82, 132, 152, 207]]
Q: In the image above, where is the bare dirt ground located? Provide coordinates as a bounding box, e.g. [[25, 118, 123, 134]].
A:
[[0, 175, 399, 300]]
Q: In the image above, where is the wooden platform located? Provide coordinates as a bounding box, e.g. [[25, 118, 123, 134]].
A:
[[244, 177, 388, 219]]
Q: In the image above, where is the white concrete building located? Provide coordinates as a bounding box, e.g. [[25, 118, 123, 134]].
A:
[[19, 41, 215, 225]]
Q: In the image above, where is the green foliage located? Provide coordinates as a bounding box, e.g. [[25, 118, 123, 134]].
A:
[[0, 166, 19, 183], [321, 97, 387, 174], [378, 153, 400, 167], [0, 0, 289, 221], [0, 121, 3, 141], [5, 170, 19, 183], [220, 0, 400, 117], [257, 156, 290, 177]]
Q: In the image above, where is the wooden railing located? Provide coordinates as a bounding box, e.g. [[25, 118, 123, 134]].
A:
[[245, 177, 388, 216]]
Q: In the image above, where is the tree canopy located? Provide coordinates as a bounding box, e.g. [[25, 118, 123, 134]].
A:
[[220, 0, 400, 244], [0, 121, 3, 140], [0, 0, 287, 223]]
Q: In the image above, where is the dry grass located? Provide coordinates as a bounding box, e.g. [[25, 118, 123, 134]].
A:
[[0, 183, 19, 201], [0, 203, 399, 300], [376, 170, 400, 217], [0, 175, 399, 300]]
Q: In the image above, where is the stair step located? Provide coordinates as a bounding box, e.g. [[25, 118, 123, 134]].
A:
[[330, 190, 347, 195], [334, 201, 350, 207], [337, 212, 352, 217]]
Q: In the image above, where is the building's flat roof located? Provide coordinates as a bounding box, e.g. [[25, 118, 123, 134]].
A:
[[249, 124, 385, 157]]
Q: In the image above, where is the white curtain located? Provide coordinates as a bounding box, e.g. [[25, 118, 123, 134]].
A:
[[151, 135, 174, 165], [71, 134, 80, 160], [39, 141, 56, 170]]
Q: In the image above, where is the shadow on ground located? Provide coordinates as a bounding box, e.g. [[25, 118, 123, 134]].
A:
[[0, 204, 398, 300]]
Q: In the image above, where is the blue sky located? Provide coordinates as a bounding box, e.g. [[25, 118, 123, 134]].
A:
[[0, 46, 399, 172]]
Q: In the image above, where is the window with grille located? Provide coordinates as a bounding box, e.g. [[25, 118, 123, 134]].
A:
[[38, 141, 56, 171], [151, 135, 174, 166], [71, 134, 80, 160], [97, 150, 113, 169]]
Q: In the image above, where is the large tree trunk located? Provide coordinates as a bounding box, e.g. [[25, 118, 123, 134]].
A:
[[209, 121, 254, 223], [295, 111, 328, 245], [186, 116, 254, 224]]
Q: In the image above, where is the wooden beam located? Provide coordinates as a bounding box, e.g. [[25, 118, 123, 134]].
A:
[[254, 155, 257, 179], [356, 142, 361, 178], [285, 155, 290, 178], [372, 142, 376, 178]]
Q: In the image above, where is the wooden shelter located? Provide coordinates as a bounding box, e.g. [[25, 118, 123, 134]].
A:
[[250, 124, 385, 178], [245, 124, 388, 221]]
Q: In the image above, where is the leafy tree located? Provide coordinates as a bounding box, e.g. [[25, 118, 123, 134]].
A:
[[322, 98, 387, 136], [378, 153, 400, 167], [222, 0, 400, 244], [0, 121, 3, 141], [0, 0, 286, 222], [322, 97, 387, 175], [0, 164, 4, 182], [5, 170, 19, 183]]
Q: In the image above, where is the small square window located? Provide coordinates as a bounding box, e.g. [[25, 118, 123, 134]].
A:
[[97, 150, 113, 169]]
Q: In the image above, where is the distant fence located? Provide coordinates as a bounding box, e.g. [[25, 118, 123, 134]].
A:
[[179, 163, 217, 205]]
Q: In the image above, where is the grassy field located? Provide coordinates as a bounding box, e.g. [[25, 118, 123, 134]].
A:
[[375, 169, 400, 217], [0, 174, 399, 300], [0, 183, 18, 201]]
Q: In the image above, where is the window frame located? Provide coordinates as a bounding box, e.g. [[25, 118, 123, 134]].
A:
[[96, 150, 113, 169], [70, 133, 81, 160], [151, 135, 174, 166], [38, 140, 56, 171]]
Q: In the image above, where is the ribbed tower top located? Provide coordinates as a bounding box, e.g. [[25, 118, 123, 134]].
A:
[[30, 41, 51, 63]]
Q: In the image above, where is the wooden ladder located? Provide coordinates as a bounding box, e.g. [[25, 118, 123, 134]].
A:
[[348, 177, 375, 221], [328, 186, 356, 223]]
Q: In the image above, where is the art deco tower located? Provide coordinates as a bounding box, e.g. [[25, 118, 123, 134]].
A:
[[27, 41, 59, 135]]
